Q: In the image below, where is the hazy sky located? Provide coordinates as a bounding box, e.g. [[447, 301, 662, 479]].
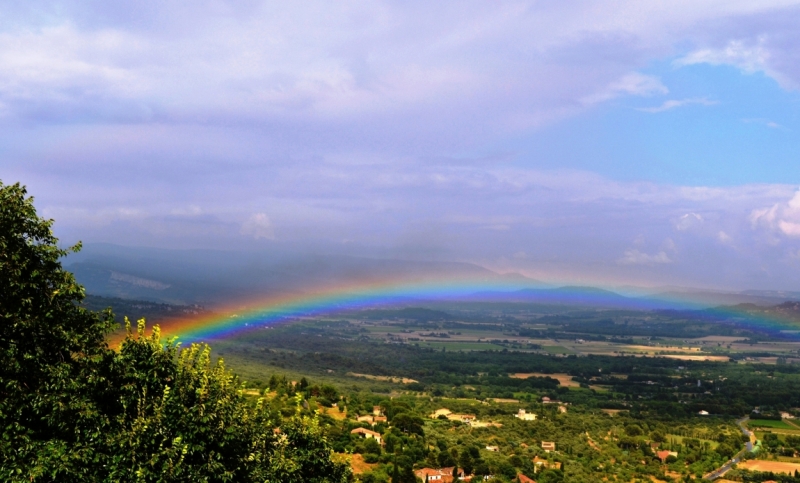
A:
[[4, 1, 800, 290]]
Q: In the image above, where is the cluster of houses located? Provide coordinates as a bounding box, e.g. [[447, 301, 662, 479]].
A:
[[356, 405, 389, 425], [349, 405, 562, 482], [351, 406, 386, 444]]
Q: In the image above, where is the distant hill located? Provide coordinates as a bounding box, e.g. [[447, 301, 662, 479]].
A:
[[467, 285, 637, 307], [67, 243, 542, 306], [79, 295, 208, 324]]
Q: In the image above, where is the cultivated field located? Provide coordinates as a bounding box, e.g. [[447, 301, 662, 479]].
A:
[[738, 459, 800, 474], [348, 373, 418, 384], [748, 419, 797, 430]]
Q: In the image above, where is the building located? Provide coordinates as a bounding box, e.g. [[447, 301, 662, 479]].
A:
[[517, 474, 537, 483], [357, 414, 388, 425], [532, 456, 561, 471], [373, 405, 383, 416], [351, 427, 383, 445], [541, 441, 556, 452], [485, 445, 499, 452], [414, 467, 471, 483], [515, 409, 537, 421], [415, 468, 449, 482], [656, 450, 678, 463]]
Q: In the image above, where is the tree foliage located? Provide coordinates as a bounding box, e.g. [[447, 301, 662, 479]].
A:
[[0, 181, 350, 482]]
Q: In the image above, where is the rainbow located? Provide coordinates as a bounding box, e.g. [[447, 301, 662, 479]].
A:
[[118, 276, 800, 345], [129, 277, 526, 343]]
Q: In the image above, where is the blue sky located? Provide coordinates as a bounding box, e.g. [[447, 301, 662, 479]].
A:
[[511, 62, 800, 185], [3, 1, 800, 290]]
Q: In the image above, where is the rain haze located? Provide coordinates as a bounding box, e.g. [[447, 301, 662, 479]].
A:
[[5, 1, 800, 296]]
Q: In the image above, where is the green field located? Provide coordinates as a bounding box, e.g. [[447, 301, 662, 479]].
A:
[[416, 341, 506, 351], [749, 419, 796, 430]]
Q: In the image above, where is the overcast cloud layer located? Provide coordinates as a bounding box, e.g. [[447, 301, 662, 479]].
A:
[[4, 1, 800, 290]]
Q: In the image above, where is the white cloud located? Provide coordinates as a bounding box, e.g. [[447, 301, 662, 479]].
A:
[[742, 118, 786, 130], [677, 39, 770, 72], [675, 213, 704, 231], [637, 97, 717, 113], [676, 37, 796, 89], [750, 190, 800, 237], [718, 231, 733, 244], [618, 249, 672, 265], [582, 72, 668, 105], [240, 213, 276, 240]]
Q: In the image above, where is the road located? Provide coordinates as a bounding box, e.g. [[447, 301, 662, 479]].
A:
[[704, 417, 753, 480]]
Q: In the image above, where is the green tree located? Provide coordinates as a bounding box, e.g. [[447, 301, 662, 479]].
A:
[[459, 448, 474, 475]]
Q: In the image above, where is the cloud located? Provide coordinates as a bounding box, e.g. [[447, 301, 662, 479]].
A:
[[718, 231, 733, 244], [240, 213, 276, 240], [675, 35, 798, 89], [618, 249, 672, 265], [675, 213, 704, 231], [637, 97, 717, 113], [750, 190, 800, 238], [582, 72, 668, 105], [742, 118, 786, 129], [676, 39, 771, 73]]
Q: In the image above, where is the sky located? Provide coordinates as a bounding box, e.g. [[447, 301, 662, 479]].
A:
[[3, 1, 800, 291]]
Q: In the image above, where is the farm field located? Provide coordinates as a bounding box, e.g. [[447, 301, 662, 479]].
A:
[[738, 459, 800, 474], [748, 419, 797, 430], [415, 341, 507, 351], [348, 373, 419, 384]]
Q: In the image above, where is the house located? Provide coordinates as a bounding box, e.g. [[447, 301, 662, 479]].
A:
[[373, 415, 387, 423], [698, 410, 709, 416], [415, 468, 449, 482], [532, 456, 561, 471], [351, 427, 383, 445], [486, 445, 500, 452], [656, 450, 678, 463], [541, 397, 551, 404], [373, 405, 383, 416], [517, 474, 537, 483], [557, 405, 567, 414], [541, 441, 556, 452], [357, 415, 375, 424], [414, 467, 471, 483], [515, 409, 537, 421]]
